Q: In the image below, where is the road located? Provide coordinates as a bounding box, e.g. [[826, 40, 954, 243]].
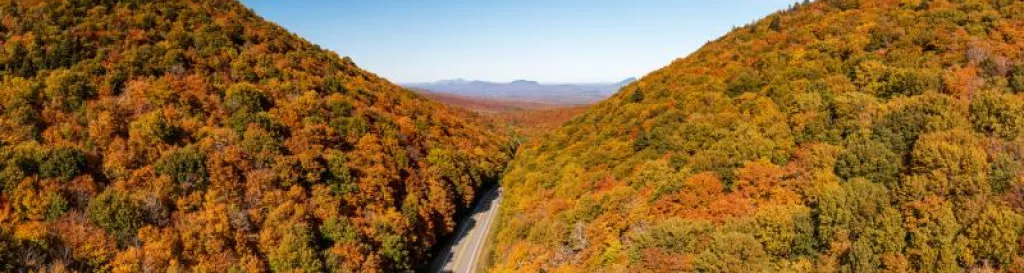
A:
[[427, 187, 502, 273]]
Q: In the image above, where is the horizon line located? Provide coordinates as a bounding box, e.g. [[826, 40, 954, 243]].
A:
[[398, 76, 639, 85]]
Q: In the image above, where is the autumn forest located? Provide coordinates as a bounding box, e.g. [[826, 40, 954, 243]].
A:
[[0, 0, 514, 272], [492, 0, 1024, 272], [3, 0, 1024, 273]]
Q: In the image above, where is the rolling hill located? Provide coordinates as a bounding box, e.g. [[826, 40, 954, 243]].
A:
[[0, 0, 513, 272], [491, 0, 1024, 272]]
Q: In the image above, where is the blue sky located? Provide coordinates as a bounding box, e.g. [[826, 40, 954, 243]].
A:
[[240, 1, 797, 83]]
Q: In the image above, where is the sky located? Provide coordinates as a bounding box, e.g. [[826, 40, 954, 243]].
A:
[[239, 0, 797, 84]]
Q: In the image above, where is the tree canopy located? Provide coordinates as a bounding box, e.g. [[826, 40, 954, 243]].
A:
[[0, 0, 514, 272], [491, 0, 1024, 272]]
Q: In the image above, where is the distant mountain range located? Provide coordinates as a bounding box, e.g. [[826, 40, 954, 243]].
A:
[[404, 78, 636, 105]]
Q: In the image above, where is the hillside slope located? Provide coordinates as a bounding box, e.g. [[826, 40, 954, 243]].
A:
[[0, 0, 513, 272], [492, 0, 1024, 272]]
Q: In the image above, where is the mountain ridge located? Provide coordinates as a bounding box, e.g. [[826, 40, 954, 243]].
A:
[[404, 77, 636, 105]]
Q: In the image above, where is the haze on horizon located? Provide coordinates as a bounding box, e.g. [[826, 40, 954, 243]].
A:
[[240, 0, 798, 84]]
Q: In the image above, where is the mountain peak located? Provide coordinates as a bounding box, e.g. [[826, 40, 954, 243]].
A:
[[436, 78, 470, 85], [509, 79, 540, 85]]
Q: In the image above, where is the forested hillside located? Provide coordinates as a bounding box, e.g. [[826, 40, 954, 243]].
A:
[[0, 0, 514, 272], [491, 0, 1024, 272]]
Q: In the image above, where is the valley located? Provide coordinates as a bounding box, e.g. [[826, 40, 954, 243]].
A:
[[3, 0, 1024, 273], [412, 89, 592, 138], [412, 82, 599, 273]]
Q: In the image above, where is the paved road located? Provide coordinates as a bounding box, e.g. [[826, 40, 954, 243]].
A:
[[428, 187, 502, 273]]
